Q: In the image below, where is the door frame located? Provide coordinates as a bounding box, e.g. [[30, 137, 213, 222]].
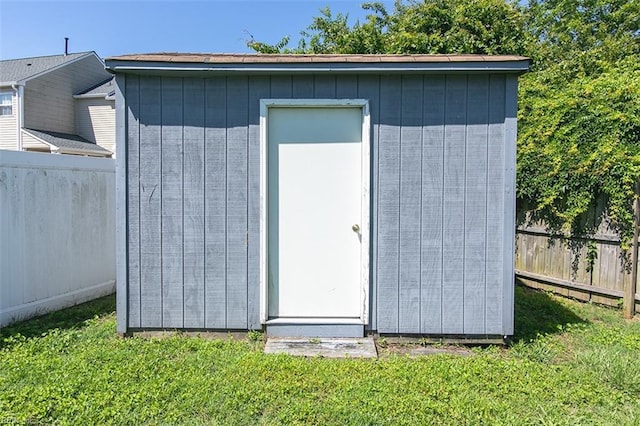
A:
[[259, 99, 370, 325]]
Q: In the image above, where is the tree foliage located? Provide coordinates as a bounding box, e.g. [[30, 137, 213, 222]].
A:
[[519, 0, 640, 246], [525, 0, 640, 69], [248, 0, 640, 246], [248, 0, 527, 55], [517, 59, 640, 245]]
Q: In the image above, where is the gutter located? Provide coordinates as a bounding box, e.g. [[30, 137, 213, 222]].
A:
[[56, 146, 112, 157], [73, 93, 115, 100]]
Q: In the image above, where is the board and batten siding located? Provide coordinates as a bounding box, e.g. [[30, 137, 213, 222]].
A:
[[120, 73, 516, 335]]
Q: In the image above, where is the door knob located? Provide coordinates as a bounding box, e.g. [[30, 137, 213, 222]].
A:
[[352, 224, 360, 232]]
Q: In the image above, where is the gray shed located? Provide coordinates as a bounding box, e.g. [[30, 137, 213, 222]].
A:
[[107, 54, 529, 339]]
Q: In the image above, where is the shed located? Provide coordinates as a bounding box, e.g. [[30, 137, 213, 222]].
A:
[[106, 54, 529, 339]]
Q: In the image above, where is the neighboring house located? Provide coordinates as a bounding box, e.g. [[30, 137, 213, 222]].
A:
[[0, 52, 114, 157], [107, 53, 530, 340], [74, 78, 116, 154]]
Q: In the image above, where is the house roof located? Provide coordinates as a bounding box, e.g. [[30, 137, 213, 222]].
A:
[[105, 53, 530, 74], [24, 128, 112, 156], [0, 52, 97, 84], [74, 77, 115, 98]]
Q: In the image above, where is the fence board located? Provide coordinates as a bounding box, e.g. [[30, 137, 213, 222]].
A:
[[515, 203, 638, 309]]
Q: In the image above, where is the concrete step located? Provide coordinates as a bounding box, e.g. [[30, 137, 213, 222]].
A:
[[264, 337, 377, 358]]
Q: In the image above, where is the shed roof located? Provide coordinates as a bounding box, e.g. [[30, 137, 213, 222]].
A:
[[108, 53, 528, 63], [105, 53, 530, 74], [0, 52, 96, 84]]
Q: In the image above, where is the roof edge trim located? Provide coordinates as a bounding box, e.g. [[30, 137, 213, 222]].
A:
[[106, 60, 530, 74]]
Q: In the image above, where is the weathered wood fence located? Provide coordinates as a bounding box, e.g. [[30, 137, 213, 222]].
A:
[[515, 189, 640, 316]]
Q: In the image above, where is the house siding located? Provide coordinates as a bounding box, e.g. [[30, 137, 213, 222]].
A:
[[0, 90, 17, 150], [121, 73, 515, 335], [23, 55, 110, 134], [75, 98, 115, 155], [21, 130, 49, 151]]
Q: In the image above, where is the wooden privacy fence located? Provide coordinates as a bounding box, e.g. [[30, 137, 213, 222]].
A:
[[515, 188, 640, 316]]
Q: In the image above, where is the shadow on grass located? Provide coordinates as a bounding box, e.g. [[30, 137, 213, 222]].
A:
[[0, 294, 115, 344], [2, 284, 588, 346], [513, 280, 587, 343]]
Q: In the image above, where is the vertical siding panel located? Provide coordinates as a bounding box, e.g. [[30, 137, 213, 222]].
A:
[[292, 75, 314, 98], [398, 75, 422, 333], [421, 75, 445, 334], [204, 77, 227, 328], [313, 75, 336, 98], [376, 75, 401, 333], [337, 75, 359, 99], [226, 76, 249, 329], [442, 75, 467, 334], [126, 75, 141, 328], [486, 75, 506, 334], [270, 75, 292, 98], [248, 76, 270, 328], [183, 78, 205, 328], [357, 75, 379, 331], [463, 75, 489, 334], [138, 76, 163, 327], [161, 77, 184, 328]]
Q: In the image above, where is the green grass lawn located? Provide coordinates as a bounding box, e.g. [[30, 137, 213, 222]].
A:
[[2, 283, 639, 425]]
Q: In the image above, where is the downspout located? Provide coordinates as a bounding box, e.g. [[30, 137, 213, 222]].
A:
[[11, 83, 24, 151]]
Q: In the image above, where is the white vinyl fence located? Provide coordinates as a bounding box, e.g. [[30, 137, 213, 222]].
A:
[[0, 150, 115, 327]]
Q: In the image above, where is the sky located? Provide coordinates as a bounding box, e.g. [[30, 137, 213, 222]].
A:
[[0, 0, 394, 60]]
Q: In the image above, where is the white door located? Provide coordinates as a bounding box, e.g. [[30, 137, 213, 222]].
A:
[[267, 106, 365, 319]]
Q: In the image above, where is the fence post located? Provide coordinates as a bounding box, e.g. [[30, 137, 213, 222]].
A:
[[625, 178, 639, 319]]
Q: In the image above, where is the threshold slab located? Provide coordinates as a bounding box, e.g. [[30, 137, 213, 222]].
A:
[[264, 337, 377, 358]]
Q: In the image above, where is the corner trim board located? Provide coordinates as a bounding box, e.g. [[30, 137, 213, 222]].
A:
[[114, 74, 128, 334]]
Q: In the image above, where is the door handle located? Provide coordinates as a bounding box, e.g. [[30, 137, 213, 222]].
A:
[[352, 224, 360, 232]]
